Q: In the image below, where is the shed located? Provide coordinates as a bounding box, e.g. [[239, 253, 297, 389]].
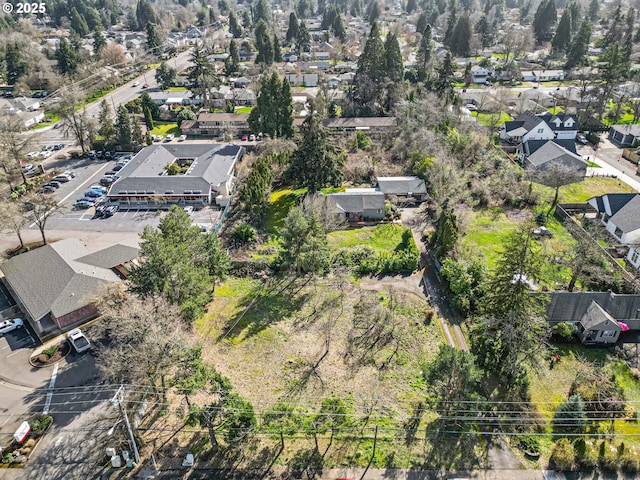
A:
[[577, 301, 622, 345]]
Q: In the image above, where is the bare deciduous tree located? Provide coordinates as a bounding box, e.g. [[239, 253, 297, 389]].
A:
[[0, 114, 37, 187], [0, 201, 28, 249], [52, 88, 96, 153], [28, 196, 61, 245]]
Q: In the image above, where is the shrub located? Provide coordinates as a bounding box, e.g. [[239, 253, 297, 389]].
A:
[[514, 435, 540, 453], [42, 345, 59, 358], [549, 438, 575, 470], [599, 440, 619, 471], [552, 322, 576, 341], [232, 223, 257, 245], [29, 414, 52, 432], [535, 210, 547, 226]]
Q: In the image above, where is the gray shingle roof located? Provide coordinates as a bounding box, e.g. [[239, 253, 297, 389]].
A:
[[376, 176, 427, 195], [538, 112, 578, 131], [525, 140, 587, 169], [580, 300, 620, 331], [108, 144, 243, 195], [588, 193, 638, 218], [76, 244, 140, 269], [524, 139, 577, 155], [328, 191, 385, 213], [610, 124, 640, 137], [609, 195, 640, 233], [0, 239, 132, 321]]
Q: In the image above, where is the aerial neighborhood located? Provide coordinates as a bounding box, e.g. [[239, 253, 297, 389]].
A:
[[2, 0, 640, 477]]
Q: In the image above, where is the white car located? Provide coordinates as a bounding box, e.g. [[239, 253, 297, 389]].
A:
[[465, 103, 478, 112], [132, 81, 140, 87], [67, 328, 90, 353], [178, 135, 187, 141], [183, 206, 194, 215], [0, 318, 24, 335], [165, 134, 175, 141], [249, 134, 256, 141]]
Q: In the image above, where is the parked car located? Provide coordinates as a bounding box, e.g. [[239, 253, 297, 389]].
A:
[[183, 206, 194, 215], [67, 328, 90, 353], [84, 190, 103, 198], [100, 176, 116, 186], [465, 103, 478, 112], [154, 135, 163, 142], [576, 134, 588, 145], [104, 151, 113, 159], [112, 164, 124, 171], [21, 163, 34, 172], [142, 83, 149, 89], [241, 135, 248, 141], [89, 185, 107, 194], [132, 81, 140, 87], [38, 186, 55, 193], [103, 205, 119, 217], [104, 170, 117, 177], [0, 318, 23, 335], [88, 150, 96, 158], [63, 170, 76, 178], [53, 143, 64, 150], [53, 123, 61, 129], [165, 134, 175, 141], [249, 134, 256, 141], [74, 199, 93, 209], [178, 134, 187, 141], [44, 181, 61, 189]]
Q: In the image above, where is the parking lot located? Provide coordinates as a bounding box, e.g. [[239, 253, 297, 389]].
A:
[[1, 323, 36, 362]]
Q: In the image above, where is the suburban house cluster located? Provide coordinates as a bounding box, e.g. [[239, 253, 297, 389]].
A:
[[0, 239, 139, 341]]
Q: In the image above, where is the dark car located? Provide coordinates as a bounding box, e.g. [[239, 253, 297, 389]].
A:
[[74, 199, 93, 209], [104, 171, 117, 177], [104, 151, 113, 159], [44, 181, 61, 189], [95, 204, 108, 216], [53, 143, 64, 150], [103, 205, 119, 217], [38, 185, 55, 193], [112, 164, 124, 171], [84, 190, 102, 198], [100, 176, 116, 186]]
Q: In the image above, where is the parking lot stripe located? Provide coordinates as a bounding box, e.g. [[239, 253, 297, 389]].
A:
[[43, 363, 59, 414]]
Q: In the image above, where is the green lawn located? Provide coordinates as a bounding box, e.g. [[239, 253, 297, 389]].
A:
[[328, 223, 408, 251], [266, 188, 308, 235], [462, 208, 518, 267], [235, 106, 253, 114], [150, 121, 181, 136], [556, 177, 636, 203], [33, 113, 60, 130], [167, 86, 188, 91], [471, 111, 511, 127]]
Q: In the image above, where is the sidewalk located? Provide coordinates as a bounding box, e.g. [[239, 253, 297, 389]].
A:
[[586, 159, 640, 192]]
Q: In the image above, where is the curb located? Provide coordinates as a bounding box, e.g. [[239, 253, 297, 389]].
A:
[[29, 343, 70, 369]]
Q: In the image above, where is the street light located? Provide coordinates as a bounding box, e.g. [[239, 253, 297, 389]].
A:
[[110, 386, 140, 464], [107, 419, 123, 436]]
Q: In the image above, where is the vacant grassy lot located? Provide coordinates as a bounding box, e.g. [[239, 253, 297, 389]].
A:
[[471, 111, 511, 126], [191, 275, 485, 468], [150, 121, 181, 136], [328, 223, 407, 251], [266, 188, 307, 234]]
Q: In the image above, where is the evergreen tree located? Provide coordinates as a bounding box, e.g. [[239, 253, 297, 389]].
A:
[[143, 105, 154, 131], [286, 11, 299, 43], [416, 12, 428, 36], [406, 0, 417, 13], [56, 38, 80, 75], [70, 8, 90, 36], [146, 23, 162, 54], [225, 40, 240, 75], [384, 32, 403, 83], [474, 15, 493, 48], [115, 105, 131, 146], [5, 43, 27, 85], [532, 0, 557, 43], [332, 12, 346, 43], [98, 100, 117, 146], [131, 115, 143, 145], [229, 10, 242, 38], [295, 20, 311, 53], [155, 62, 177, 89], [248, 71, 282, 137], [300, 213, 331, 275], [434, 201, 458, 259], [296, 0, 312, 18], [273, 34, 282, 62], [600, 4, 622, 48], [600, 42, 627, 85], [279, 207, 309, 275], [188, 42, 217, 106], [240, 156, 273, 219], [587, 0, 599, 22], [551, 8, 572, 53], [416, 24, 433, 82], [449, 13, 472, 57], [140, 92, 160, 119], [278, 79, 294, 137], [358, 22, 386, 82], [565, 19, 591, 68], [435, 51, 455, 100], [443, 0, 458, 47], [254, 19, 274, 65], [254, 0, 269, 25], [553, 394, 587, 435], [567, 2, 581, 34], [136, 0, 156, 30], [242, 10, 252, 30], [289, 115, 344, 193], [367, 0, 380, 23], [93, 30, 107, 56]]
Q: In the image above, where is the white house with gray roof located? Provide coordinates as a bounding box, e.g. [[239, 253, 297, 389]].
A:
[[588, 193, 640, 269], [376, 176, 427, 201], [107, 143, 244, 208], [0, 239, 139, 341], [326, 189, 385, 221]]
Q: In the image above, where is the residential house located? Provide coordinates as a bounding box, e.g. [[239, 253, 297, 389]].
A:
[[499, 110, 554, 143], [520, 139, 587, 173], [609, 124, 640, 147], [282, 53, 298, 62], [521, 69, 565, 82], [546, 291, 640, 331], [233, 77, 251, 88], [326, 189, 386, 221], [316, 41, 334, 52], [180, 112, 250, 137], [328, 76, 340, 88], [588, 193, 640, 268], [339, 72, 356, 84], [238, 51, 254, 62], [470, 66, 493, 85], [185, 25, 206, 39], [233, 89, 256, 106], [576, 301, 622, 345], [285, 73, 319, 87], [11, 96, 40, 111], [538, 112, 579, 140], [0, 239, 140, 341], [321, 117, 397, 135], [207, 53, 229, 63], [298, 61, 331, 72], [148, 91, 194, 106], [107, 143, 245, 208], [334, 62, 357, 73], [376, 176, 427, 202], [313, 51, 331, 61]]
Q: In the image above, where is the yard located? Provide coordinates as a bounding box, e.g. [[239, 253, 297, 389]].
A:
[[471, 111, 511, 126], [186, 274, 484, 469], [266, 188, 308, 235], [149, 121, 181, 136], [328, 223, 408, 252]]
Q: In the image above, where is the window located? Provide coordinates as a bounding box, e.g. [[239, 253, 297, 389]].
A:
[[614, 226, 623, 238], [601, 330, 617, 337], [537, 128, 544, 133], [631, 249, 640, 265]]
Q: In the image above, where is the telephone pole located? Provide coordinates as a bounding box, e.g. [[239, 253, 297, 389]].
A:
[[111, 385, 141, 464]]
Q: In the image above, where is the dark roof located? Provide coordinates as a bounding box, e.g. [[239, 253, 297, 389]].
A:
[[108, 144, 243, 195], [538, 112, 579, 131], [0, 239, 133, 321], [588, 193, 637, 217], [327, 191, 385, 213], [609, 195, 640, 233], [524, 139, 577, 156], [546, 292, 640, 322], [376, 176, 427, 195], [76, 244, 140, 269], [580, 301, 620, 331], [525, 140, 587, 169], [511, 110, 545, 132]]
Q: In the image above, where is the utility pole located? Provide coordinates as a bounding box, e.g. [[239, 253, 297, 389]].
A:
[[111, 385, 141, 464]]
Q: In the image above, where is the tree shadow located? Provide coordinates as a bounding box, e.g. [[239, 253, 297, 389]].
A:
[[218, 277, 310, 341], [417, 420, 484, 471], [403, 401, 426, 445], [284, 446, 324, 480]]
